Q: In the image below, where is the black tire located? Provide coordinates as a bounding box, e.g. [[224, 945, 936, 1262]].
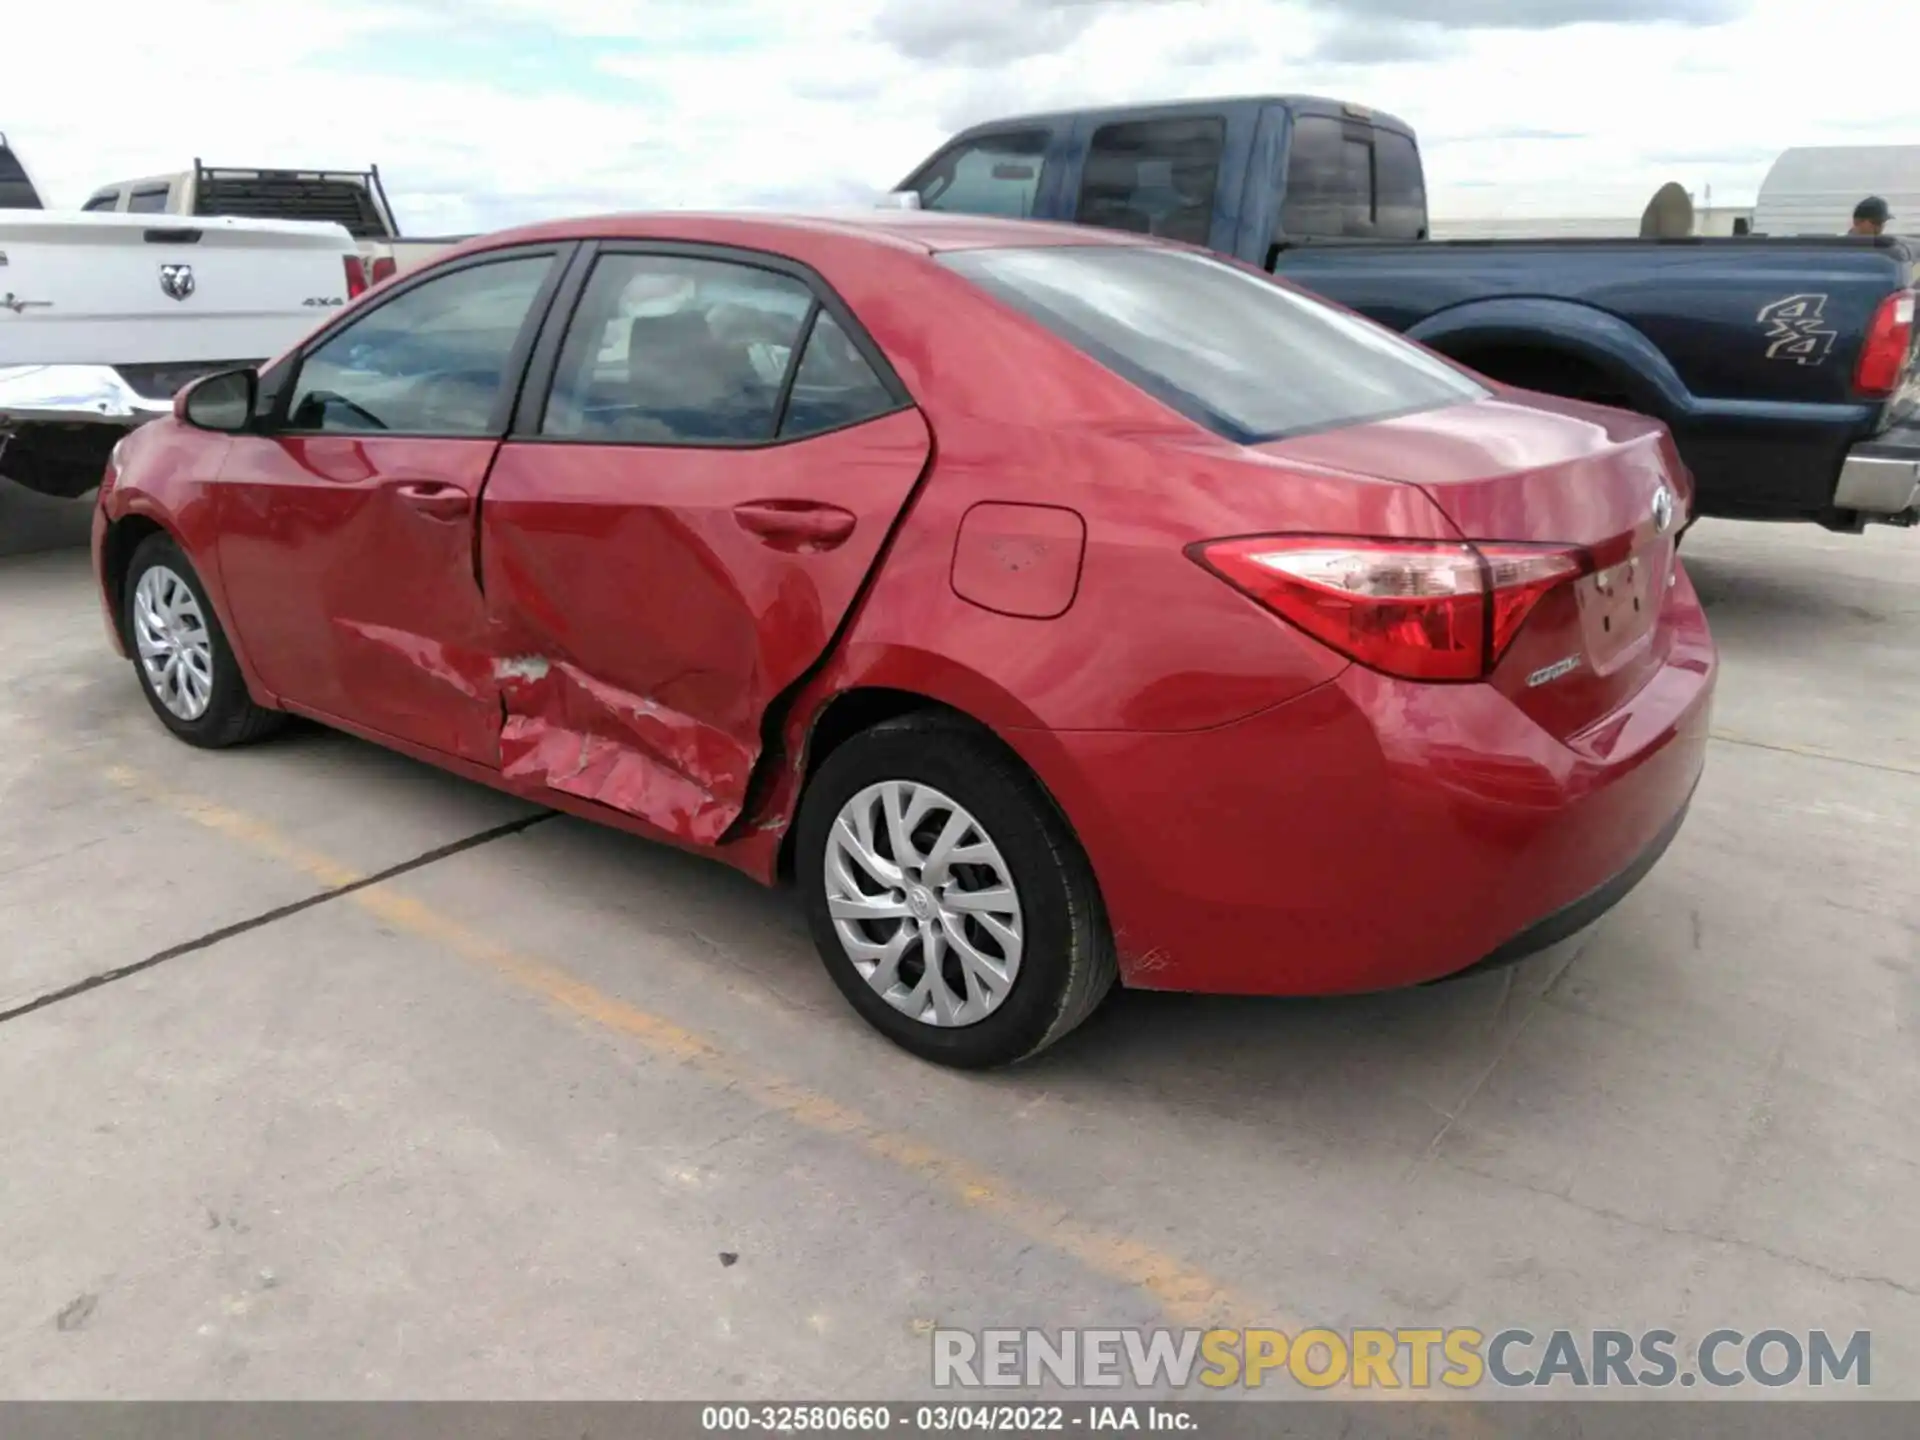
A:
[[795, 713, 1116, 1069], [123, 532, 285, 749]]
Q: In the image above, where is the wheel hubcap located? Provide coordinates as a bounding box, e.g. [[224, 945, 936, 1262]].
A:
[[824, 780, 1024, 1028], [132, 565, 214, 722]]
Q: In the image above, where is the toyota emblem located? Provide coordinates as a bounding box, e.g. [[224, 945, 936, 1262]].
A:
[[159, 263, 195, 302], [1650, 484, 1675, 534]]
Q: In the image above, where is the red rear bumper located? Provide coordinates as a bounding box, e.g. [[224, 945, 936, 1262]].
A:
[[1012, 564, 1716, 996]]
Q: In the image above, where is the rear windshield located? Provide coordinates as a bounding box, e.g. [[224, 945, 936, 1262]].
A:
[[937, 245, 1485, 443]]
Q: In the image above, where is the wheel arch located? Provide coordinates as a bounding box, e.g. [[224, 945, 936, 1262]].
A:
[[1409, 297, 1693, 421], [100, 512, 174, 651]]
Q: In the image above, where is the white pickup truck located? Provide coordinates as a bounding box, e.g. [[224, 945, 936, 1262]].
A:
[[84, 161, 469, 289], [1, 136, 367, 499]]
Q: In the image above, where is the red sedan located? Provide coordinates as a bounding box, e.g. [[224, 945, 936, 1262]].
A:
[[93, 212, 1715, 1068]]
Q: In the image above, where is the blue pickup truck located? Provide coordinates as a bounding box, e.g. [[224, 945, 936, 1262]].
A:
[[894, 96, 1920, 532]]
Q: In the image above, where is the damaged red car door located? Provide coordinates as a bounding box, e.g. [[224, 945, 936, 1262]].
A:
[[478, 249, 930, 844], [213, 249, 566, 763]]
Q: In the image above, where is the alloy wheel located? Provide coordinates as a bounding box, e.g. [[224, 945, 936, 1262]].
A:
[[132, 565, 215, 722], [823, 780, 1025, 1027]]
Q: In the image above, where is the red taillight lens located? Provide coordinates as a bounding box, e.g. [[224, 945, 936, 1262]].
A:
[[1854, 289, 1914, 397], [370, 256, 397, 285], [1193, 536, 1586, 682], [344, 255, 369, 300]]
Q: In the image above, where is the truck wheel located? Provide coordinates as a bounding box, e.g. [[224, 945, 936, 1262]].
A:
[[123, 533, 284, 748], [795, 713, 1116, 1069]]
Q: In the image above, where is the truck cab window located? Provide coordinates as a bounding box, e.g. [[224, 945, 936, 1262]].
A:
[[906, 130, 1049, 218], [1279, 115, 1374, 242], [1075, 116, 1224, 246], [83, 191, 120, 212], [127, 187, 171, 214], [1374, 130, 1427, 240], [0, 147, 42, 209]]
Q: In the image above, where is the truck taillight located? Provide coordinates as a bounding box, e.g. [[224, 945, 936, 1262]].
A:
[[370, 256, 397, 285], [1192, 536, 1587, 682], [1855, 289, 1915, 397], [344, 255, 369, 300]]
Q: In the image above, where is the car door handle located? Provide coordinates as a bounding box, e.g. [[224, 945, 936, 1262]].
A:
[[732, 500, 857, 550], [391, 479, 472, 521]]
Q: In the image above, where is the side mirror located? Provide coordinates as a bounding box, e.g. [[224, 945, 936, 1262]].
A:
[[175, 367, 257, 433], [877, 189, 923, 211]]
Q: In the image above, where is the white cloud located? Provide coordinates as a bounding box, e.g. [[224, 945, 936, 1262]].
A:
[[6, 0, 1920, 231]]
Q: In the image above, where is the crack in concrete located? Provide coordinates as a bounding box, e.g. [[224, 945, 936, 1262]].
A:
[[1708, 730, 1920, 780], [1438, 1157, 1920, 1301], [0, 812, 554, 1027]]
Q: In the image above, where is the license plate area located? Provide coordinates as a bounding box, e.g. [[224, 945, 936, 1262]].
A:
[[1575, 538, 1670, 670]]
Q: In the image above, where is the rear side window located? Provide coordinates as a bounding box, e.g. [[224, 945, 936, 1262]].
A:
[[541, 253, 899, 445], [939, 245, 1485, 444], [906, 130, 1049, 218], [127, 187, 170, 213], [1375, 130, 1427, 240], [1074, 116, 1224, 246]]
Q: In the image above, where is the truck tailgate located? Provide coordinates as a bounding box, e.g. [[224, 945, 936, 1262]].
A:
[[0, 212, 353, 367]]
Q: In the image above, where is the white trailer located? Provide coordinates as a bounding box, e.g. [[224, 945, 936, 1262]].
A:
[[1754, 145, 1920, 237]]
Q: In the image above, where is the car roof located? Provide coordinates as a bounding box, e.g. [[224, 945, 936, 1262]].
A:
[[452, 209, 1157, 262]]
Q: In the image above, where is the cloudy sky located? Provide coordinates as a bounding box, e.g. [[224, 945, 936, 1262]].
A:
[[9, 0, 1918, 233]]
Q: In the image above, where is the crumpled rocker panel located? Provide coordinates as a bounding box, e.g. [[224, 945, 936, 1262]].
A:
[[494, 655, 757, 845]]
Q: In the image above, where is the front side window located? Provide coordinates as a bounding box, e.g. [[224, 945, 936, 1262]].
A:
[[779, 312, 898, 440], [906, 130, 1049, 218], [83, 191, 119, 212], [285, 254, 553, 435], [941, 245, 1486, 443], [1075, 116, 1224, 246]]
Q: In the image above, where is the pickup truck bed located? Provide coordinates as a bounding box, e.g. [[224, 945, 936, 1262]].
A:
[[1272, 235, 1920, 524]]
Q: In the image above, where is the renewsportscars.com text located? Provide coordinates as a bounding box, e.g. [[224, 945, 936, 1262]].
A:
[[932, 1326, 1871, 1391]]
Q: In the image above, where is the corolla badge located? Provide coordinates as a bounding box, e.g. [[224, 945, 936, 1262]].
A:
[[158, 263, 195, 302], [1651, 484, 1675, 534]]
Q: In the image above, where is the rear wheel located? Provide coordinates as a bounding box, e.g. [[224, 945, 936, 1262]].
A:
[[123, 533, 284, 748], [795, 714, 1116, 1068]]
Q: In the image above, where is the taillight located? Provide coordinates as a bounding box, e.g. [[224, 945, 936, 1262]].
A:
[[1192, 536, 1586, 682], [344, 255, 369, 300], [1855, 289, 1915, 397], [370, 256, 397, 285]]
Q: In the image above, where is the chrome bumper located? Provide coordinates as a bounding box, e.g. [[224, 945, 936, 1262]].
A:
[[1835, 443, 1920, 516], [0, 365, 174, 428]]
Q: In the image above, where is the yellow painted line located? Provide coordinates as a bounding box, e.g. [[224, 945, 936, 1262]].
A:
[[101, 763, 1252, 1330], [102, 760, 1509, 1425]]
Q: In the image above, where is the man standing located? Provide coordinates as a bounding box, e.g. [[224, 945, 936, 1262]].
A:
[[1850, 196, 1892, 236]]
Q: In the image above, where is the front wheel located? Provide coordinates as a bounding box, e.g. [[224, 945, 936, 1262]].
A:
[[795, 715, 1116, 1069], [123, 532, 285, 748]]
